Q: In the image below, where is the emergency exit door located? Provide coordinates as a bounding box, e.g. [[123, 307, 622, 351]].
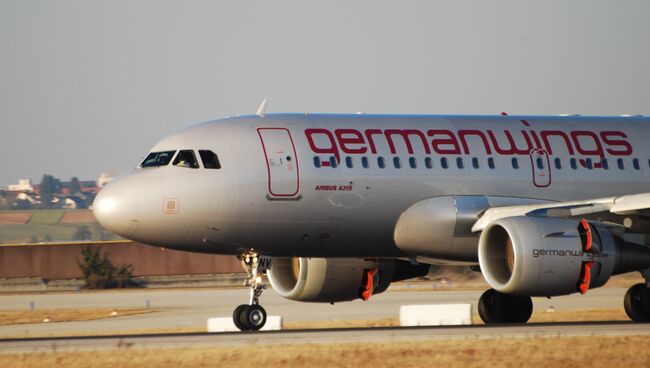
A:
[[257, 128, 300, 198]]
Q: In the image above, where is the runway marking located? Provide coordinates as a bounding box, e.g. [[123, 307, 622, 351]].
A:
[[1, 321, 648, 353]]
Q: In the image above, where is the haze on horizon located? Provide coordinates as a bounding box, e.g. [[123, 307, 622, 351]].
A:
[[1, 0, 649, 187]]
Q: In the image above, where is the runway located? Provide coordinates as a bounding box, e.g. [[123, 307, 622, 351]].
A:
[[1, 321, 648, 353], [0, 286, 630, 338]]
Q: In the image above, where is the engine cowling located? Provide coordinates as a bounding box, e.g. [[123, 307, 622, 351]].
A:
[[267, 257, 429, 302], [478, 216, 618, 296]]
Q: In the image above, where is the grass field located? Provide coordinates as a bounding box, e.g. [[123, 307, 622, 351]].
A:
[[28, 211, 64, 225], [1, 335, 649, 368]]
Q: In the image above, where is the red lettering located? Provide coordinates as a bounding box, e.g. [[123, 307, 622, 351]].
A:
[[305, 128, 340, 163], [384, 129, 431, 155], [458, 130, 492, 155], [571, 131, 604, 158], [541, 131, 575, 155], [427, 129, 461, 155], [487, 130, 532, 155], [601, 131, 633, 156], [364, 129, 382, 154], [335, 129, 367, 154]]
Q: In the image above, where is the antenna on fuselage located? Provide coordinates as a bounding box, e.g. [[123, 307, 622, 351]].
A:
[[256, 99, 268, 118]]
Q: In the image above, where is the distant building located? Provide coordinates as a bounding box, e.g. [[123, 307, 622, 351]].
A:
[[97, 172, 116, 187], [7, 179, 34, 192]]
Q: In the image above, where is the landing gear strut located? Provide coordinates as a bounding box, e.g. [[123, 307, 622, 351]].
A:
[[478, 289, 533, 324], [233, 252, 269, 331]]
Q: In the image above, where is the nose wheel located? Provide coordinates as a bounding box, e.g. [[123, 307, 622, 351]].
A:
[[233, 304, 267, 331], [233, 252, 270, 331]]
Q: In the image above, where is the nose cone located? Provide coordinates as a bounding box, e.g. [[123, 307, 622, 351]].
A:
[[93, 175, 141, 239]]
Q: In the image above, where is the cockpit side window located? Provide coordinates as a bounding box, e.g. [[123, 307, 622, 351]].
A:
[[173, 150, 200, 169], [199, 150, 221, 169], [141, 151, 176, 168]]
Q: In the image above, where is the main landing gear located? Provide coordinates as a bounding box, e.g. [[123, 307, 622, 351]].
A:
[[233, 252, 269, 331], [624, 270, 650, 322], [478, 289, 533, 324]]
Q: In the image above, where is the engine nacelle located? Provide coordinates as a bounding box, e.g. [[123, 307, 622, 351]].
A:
[[478, 216, 618, 296], [267, 257, 429, 302]]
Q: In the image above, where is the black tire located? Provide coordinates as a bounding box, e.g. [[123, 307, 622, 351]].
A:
[[508, 295, 533, 323], [478, 289, 506, 323], [244, 305, 267, 331], [233, 304, 250, 331], [478, 289, 533, 324], [624, 283, 650, 322]]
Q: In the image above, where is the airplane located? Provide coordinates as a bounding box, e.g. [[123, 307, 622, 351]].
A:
[[93, 108, 650, 331]]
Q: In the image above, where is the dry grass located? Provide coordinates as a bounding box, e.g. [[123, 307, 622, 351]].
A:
[[0, 309, 154, 326], [283, 308, 629, 330], [2, 335, 650, 368]]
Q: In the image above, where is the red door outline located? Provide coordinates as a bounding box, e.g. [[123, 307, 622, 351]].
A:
[[257, 128, 301, 197], [530, 148, 552, 188]]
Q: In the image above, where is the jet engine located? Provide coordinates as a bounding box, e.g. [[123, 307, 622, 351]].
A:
[[478, 216, 650, 296], [267, 257, 429, 302]]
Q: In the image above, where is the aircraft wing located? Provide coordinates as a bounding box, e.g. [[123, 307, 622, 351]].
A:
[[471, 193, 650, 232]]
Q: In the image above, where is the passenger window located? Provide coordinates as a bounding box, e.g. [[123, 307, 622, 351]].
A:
[[378, 157, 386, 169], [488, 157, 495, 169], [601, 158, 609, 170], [345, 156, 353, 168], [409, 157, 417, 169], [585, 158, 593, 170], [141, 151, 176, 168], [425, 157, 433, 169], [511, 158, 519, 169], [554, 158, 562, 170], [362, 156, 369, 168], [633, 158, 640, 170], [570, 158, 578, 170], [173, 150, 199, 169], [393, 157, 402, 169], [329, 156, 338, 168], [199, 150, 221, 169], [456, 157, 464, 169], [618, 158, 625, 170], [472, 157, 479, 169], [313, 156, 321, 168], [441, 157, 448, 169]]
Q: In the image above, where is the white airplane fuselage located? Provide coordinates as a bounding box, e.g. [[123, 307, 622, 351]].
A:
[[94, 114, 649, 263]]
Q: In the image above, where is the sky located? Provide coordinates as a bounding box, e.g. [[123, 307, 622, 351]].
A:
[[1, 1, 649, 187]]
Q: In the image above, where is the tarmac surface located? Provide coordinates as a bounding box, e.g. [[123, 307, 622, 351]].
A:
[[1, 321, 648, 353], [0, 285, 630, 339]]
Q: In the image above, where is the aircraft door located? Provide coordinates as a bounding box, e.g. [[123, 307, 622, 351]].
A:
[[257, 128, 301, 198], [530, 148, 551, 188]]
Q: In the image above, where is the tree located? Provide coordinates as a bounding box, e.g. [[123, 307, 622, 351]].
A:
[[70, 177, 82, 193], [77, 246, 134, 289], [39, 174, 61, 208]]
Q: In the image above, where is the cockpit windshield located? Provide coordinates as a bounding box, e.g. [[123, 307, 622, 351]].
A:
[[173, 150, 200, 169], [140, 151, 176, 168]]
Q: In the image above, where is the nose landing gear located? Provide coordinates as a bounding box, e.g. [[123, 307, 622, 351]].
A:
[[233, 252, 270, 331]]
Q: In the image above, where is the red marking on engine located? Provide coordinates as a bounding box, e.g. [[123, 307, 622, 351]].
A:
[[361, 269, 377, 301], [579, 261, 594, 295], [580, 219, 592, 252]]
